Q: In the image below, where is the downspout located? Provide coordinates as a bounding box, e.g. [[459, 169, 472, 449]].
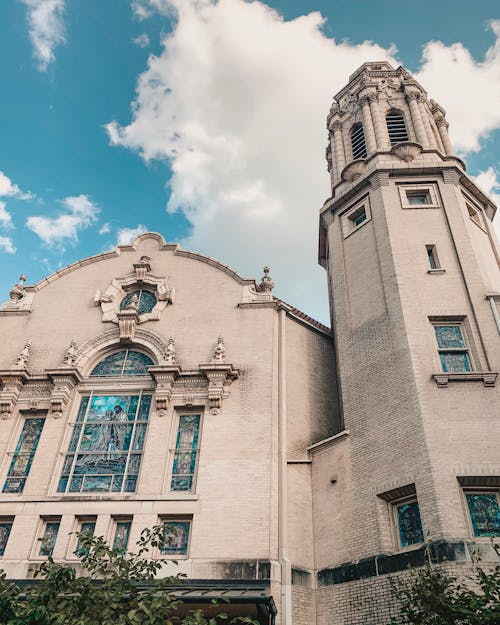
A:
[[277, 306, 292, 625]]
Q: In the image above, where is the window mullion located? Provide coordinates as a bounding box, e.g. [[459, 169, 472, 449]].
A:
[[66, 390, 93, 494]]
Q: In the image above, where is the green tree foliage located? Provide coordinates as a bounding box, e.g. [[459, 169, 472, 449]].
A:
[[389, 544, 500, 625], [0, 526, 259, 625]]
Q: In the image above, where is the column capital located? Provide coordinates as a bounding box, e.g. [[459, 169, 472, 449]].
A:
[[435, 115, 449, 129]]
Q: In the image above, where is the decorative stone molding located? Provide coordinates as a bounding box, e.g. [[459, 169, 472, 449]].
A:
[[369, 171, 390, 190], [0, 276, 34, 315], [164, 337, 177, 365], [441, 168, 461, 187], [60, 339, 78, 367], [148, 365, 181, 416], [199, 363, 239, 415], [432, 372, 498, 388], [0, 370, 29, 419], [341, 159, 367, 183], [46, 369, 83, 418], [116, 309, 140, 342], [390, 141, 423, 163], [94, 261, 175, 325]]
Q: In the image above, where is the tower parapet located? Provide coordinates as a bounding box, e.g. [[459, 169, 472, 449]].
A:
[[326, 61, 457, 187]]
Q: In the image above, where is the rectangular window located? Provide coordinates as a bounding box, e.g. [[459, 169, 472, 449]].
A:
[[171, 414, 201, 492], [75, 518, 96, 556], [0, 520, 13, 556], [39, 520, 60, 557], [434, 324, 472, 373], [399, 183, 440, 209], [465, 492, 500, 537], [467, 203, 483, 228], [395, 499, 424, 548], [160, 519, 191, 556], [3, 417, 45, 493], [58, 393, 151, 494], [426, 245, 440, 270], [112, 519, 132, 553], [342, 196, 371, 238]]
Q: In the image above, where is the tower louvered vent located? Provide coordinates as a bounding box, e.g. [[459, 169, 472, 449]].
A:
[[386, 111, 409, 145], [350, 123, 367, 159]]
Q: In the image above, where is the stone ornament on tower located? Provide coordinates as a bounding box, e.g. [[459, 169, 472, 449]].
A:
[[61, 339, 78, 367], [258, 267, 274, 293], [212, 336, 226, 363], [12, 340, 32, 370], [165, 337, 176, 365], [9, 275, 27, 302]]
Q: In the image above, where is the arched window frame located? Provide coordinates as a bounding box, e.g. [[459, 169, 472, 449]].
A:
[[386, 109, 409, 145], [350, 122, 367, 160]]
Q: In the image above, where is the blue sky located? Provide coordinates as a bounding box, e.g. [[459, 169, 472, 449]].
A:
[[1, 0, 499, 324]]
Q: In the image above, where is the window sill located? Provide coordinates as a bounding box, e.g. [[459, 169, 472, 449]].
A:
[[427, 269, 446, 275], [432, 372, 498, 387]]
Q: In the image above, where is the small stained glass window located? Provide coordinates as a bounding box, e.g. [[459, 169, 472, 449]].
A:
[[171, 415, 201, 492], [0, 522, 13, 556], [434, 324, 471, 373], [76, 520, 96, 556], [113, 520, 132, 553], [39, 521, 60, 556], [90, 350, 153, 377], [3, 418, 45, 493], [120, 289, 157, 315], [160, 520, 191, 556], [396, 500, 424, 548], [466, 493, 500, 537], [58, 393, 151, 494]]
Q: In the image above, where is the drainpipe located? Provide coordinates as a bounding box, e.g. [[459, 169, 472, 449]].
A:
[[277, 306, 292, 625]]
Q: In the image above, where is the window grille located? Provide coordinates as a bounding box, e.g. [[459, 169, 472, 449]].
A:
[[386, 110, 409, 144], [350, 123, 367, 159]]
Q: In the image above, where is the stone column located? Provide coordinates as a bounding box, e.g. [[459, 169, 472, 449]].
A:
[[406, 91, 428, 148], [419, 98, 436, 149], [368, 94, 390, 151], [360, 96, 377, 154], [435, 115, 454, 155], [331, 121, 346, 179]]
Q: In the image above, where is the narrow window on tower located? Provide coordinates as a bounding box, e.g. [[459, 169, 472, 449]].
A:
[[433, 323, 472, 373], [170, 414, 201, 492], [425, 245, 442, 271], [386, 110, 409, 145], [395, 499, 424, 548], [350, 122, 367, 159], [3, 416, 45, 493], [342, 196, 371, 238]]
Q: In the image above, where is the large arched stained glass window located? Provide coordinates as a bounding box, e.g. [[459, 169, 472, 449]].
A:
[[90, 350, 153, 377], [58, 392, 151, 494]]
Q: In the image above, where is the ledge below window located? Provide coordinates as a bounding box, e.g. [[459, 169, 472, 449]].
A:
[[432, 372, 498, 387]]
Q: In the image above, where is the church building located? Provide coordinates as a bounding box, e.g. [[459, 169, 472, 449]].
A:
[[0, 62, 499, 625]]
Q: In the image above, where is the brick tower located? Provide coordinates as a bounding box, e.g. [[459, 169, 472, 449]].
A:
[[315, 62, 500, 624]]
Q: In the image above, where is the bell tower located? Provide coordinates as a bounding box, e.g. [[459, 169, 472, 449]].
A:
[[315, 62, 500, 623]]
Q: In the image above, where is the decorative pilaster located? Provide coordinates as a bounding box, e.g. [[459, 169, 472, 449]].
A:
[[149, 366, 181, 416], [331, 121, 346, 181], [45, 369, 82, 418], [418, 98, 436, 149], [406, 91, 428, 148], [368, 93, 390, 151], [435, 115, 454, 155], [359, 95, 377, 154], [0, 371, 29, 419]]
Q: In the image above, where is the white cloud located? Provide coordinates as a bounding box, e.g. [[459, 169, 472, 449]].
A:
[[0, 236, 16, 254], [21, 0, 66, 71], [416, 20, 500, 153], [132, 33, 151, 48], [0, 202, 13, 230], [99, 222, 111, 235], [116, 224, 149, 245], [0, 170, 32, 200], [26, 194, 99, 247], [131, 0, 171, 20], [109, 2, 500, 322]]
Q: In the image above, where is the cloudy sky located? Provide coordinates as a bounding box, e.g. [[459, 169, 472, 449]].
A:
[[1, 0, 499, 324]]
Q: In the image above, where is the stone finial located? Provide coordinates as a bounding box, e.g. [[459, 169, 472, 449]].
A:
[[165, 337, 176, 365], [212, 336, 226, 363], [12, 340, 32, 369], [125, 293, 139, 312], [9, 275, 27, 302], [258, 267, 274, 293], [61, 339, 78, 367], [139, 255, 151, 263]]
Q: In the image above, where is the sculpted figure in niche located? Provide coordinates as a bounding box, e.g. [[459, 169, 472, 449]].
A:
[[61, 339, 78, 367], [12, 340, 32, 369], [125, 293, 139, 312], [165, 337, 176, 365], [212, 336, 226, 363]]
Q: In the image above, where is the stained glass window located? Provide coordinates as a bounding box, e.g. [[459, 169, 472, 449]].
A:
[[58, 393, 151, 494], [466, 493, 500, 537], [171, 415, 201, 492], [76, 520, 96, 556], [396, 500, 424, 548], [3, 418, 45, 493], [434, 325, 471, 373], [120, 290, 157, 315], [160, 520, 191, 556], [90, 350, 153, 377], [113, 520, 132, 553], [39, 521, 60, 556], [0, 522, 13, 556]]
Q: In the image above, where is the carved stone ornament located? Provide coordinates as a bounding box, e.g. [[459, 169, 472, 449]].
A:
[[60, 339, 78, 367], [341, 159, 367, 183], [148, 365, 181, 416], [165, 337, 176, 365], [46, 369, 82, 418], [9, 275, 27, 302], [257, 267, 274, 294], [12, 340, 32, 370], [390, 141, 423, 163], [211, 336, 226, 363], [94, 259, 175, 325], [199, 364, 239, 415], [0, 371, 29, 419], [116, 309, 140, 342]]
